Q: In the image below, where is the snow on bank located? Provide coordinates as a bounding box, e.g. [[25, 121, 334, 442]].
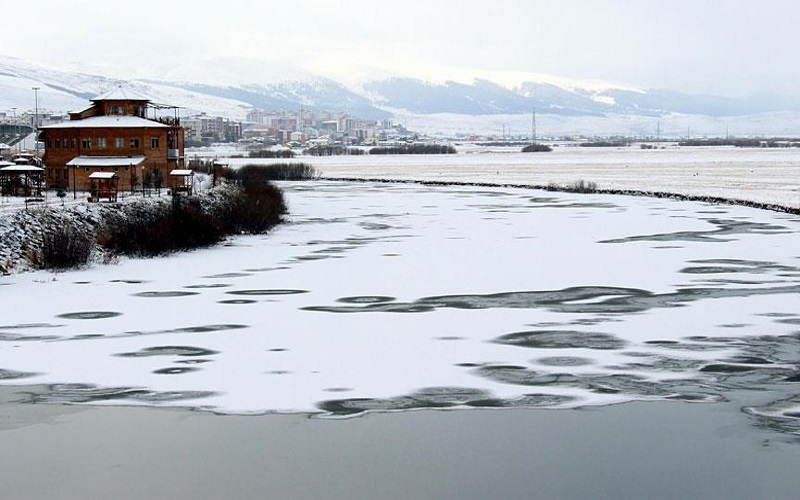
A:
[[0, 186, 233, 274]]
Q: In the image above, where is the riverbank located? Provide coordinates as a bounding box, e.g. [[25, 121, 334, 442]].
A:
[[1, 384, 798, 499], [325, 177, 800, 215]]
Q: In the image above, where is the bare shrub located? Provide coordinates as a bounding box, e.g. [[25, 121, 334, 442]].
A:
[[98, 199, 225, 257], [565, 180, 598, 193], [216, 167, 287, 234], [232, 163, 317, 181], [39, 226, 95, 270]]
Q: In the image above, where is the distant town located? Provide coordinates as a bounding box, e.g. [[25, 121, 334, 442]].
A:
[[1, 105, 421, 155]]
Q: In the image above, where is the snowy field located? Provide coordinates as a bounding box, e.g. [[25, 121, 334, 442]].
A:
[[208, 145, 800, 209], [1, 181, 798, 429]]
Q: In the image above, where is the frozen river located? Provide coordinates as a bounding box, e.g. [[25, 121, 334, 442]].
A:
[[1, 181, 799, 433]]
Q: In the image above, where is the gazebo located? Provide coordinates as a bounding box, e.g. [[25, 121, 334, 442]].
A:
[[87, 172, 119, 202], [0, 162, 46, 197], [169, 169, 194, 195]]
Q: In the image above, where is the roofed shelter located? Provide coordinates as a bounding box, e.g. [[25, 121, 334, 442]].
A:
[[87, 172, 119, 202], [40, 87, 185, 197], [66, 155, 145, 198], [169, 169, 194, 195], [0, 162, 45, 197]]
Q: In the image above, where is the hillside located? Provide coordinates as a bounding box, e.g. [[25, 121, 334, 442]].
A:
[[3, 55, 800, 137]]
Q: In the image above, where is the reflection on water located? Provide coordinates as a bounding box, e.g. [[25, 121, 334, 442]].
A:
[[1, 181, 799, 439], [19, 384, 217, 404], [304, 283, 800, 315], [56, 311, 122, 320], [599, 218, 790, 243]]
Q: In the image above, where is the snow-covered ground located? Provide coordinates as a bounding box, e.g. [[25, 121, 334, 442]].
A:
[[193, 145, 800, 209], [1, 181, 798, 424], [294, 146, 800, 210]]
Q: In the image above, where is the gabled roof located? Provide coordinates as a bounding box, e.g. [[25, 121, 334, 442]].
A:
[[170, 169, 194, 176], [91, 87, 151, 102], [40, 116, 169, 129], [88, 172, 117, 179], [67, 156, 146, 167], [0, 165, 45, 172]]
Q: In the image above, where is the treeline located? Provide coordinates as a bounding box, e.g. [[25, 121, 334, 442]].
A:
[[521, 143, 552, 152], [579, 141, 631, 148], [370, 144, 457, 155], [230, 163, 317, 181], [248, 149, 296, 158], [305, 145, 366, 156], [678, 138, 800, 148]]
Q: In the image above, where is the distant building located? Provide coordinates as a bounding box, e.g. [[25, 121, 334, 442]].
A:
[[183, 113, 242, 144], [40, 88, 184, 192]]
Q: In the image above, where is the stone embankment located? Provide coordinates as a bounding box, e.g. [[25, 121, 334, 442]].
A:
[[0, 187, 236, 275]]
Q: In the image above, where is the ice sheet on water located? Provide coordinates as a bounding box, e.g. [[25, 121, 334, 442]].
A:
[[0, 181, 798, 425]]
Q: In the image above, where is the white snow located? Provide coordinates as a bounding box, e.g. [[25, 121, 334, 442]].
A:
[[42, 116, 169, 129], [66, 156, 146, 167], [273, 146, 800, 209]]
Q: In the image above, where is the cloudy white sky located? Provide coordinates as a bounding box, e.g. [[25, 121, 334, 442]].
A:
[[3, 0, 798, 96]]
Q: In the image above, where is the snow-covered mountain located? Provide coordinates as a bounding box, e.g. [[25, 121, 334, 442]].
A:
[[361, 76, 800, 118], [3, 54, 800, 136]]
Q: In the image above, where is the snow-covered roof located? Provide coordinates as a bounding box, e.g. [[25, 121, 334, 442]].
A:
[[169, 169, 193, 176], [88, 172, 117, 179], [67, 156, 146, 167], [40, 116, 169, 129], [91, 87, 151, 102], [0, 165, 44, 172], [0, 160, 14, 168]]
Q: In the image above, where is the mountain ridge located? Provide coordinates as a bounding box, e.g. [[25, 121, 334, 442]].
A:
[[2, 55, 800, 136]]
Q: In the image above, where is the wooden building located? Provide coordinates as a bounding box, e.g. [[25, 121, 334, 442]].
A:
[[40, 88, 184, 194]]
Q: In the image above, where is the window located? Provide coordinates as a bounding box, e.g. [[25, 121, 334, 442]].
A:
[[46, 138, 52, 148], [151, 137, 160, 149], [71, 138, 77, 149], [55, 138, 60, 149], [97, 138, 107, 148], [81, 138, 92, 149], [115, 137, 124, 148], [109, 106, 123, 115], [129, 137, 140, 149]]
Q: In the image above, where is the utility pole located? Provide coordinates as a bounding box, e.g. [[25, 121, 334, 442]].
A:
[[531, 108, 537, 144], [32, 86, 40, 154], [11, 107, 17, 151]]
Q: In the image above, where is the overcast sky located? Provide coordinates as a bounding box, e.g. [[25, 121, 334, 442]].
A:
[[3, 0, 798, 96]]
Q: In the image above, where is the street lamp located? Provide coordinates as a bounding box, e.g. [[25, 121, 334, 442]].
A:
[[32, 86, 40, 154]]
